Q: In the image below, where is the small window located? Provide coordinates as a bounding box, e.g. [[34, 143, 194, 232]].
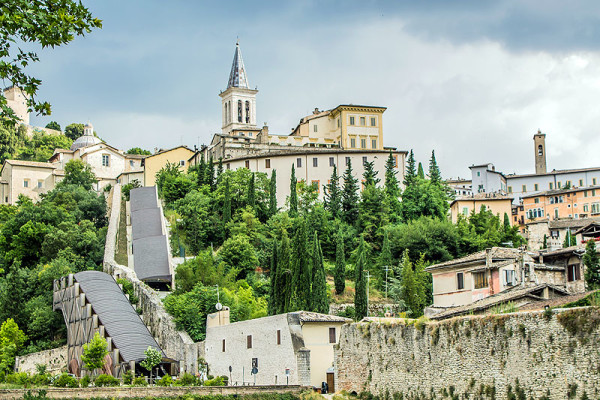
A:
[[179, 160, 185, 167], [393, 155, 398, 168], [102, 154, 110, 167], [337, 119, 340, 128], [350, 138, 356, 148], [585, 191, 588, 197], [329, 327, 336, 344], [457, 272, 464, 290], [37, 180, 43, 189], [370, 117, 376, 126], [312, 180, 320, 193], [557, 182, 561, 188], [313, 158, 318, 167], [360, 117, 366, 126], [593, 190, 597, 196], [473, 271, 488, 289], [477, 172, 481, 177], [372, 139, 377, 149], [362, 156, 367, 165], [549, 182, 553, 190], [227, 163, 231, 170], [593, 178, 597, 185], [329, 157, 335, 167], [361, 139, 366, 148], [130, 160, 134, 167], [538, 144, 543, 156], [462, 207, 469, 216], [247, 335, 252, 349], [297, 158, 302, 168], [567, 265, 581, 282], [534, 198, 540, 204], [277, 330, 281, 345], [245, 160, 250, 169], [23, 179, 29, 188], [522, 185, 527, 192], [534, 183, 539, 191], [345, 157, 351, 166], [349, 116, 355, 125], [265, 159, 271, 168], [508, 186, 512, 193], [579, 179, 583, 186], [222, 339, 226, 352], [313, 125, 318, 133], [504, 270, 515, 286]]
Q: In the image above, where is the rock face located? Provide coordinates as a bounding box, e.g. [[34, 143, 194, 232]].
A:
[[335, 309, 600, 399]]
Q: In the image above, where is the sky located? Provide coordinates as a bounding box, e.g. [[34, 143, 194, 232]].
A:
[[21, 0, 600, 179]]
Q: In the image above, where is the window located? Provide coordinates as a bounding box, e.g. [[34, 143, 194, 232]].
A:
[[462, 207, 469, 216], [538, 145, 543, 156], [372, 139, 377, 149], [594, 178, 597, 185], [549, 182, 553, 190], [477, 171, 481, 177], [248, 132, 253, 137], [313, 124, 318, 133], [345, 157, 351, 166], [534, 183, 539, 191], [222, 339, 226, 352], [360, 117, 366, 126], [329, 327, 336, 344], [361, 138, 366, 148], [593, 190, 597, 196], [557, 182, 561, 188], [102, 154, 110, 167], [592, 203, 600, 214], [566, 180, 571, 187], [37, 180, 43, 189], [534, 198, 540, 204], [457, 273, 464, 290], [554, 208, 559, 218], [508, 186, 512, 193], [243, 160, 249, 169], [362, 156, 367, 165], [313, 158, 318, 167], [179, 160, 185, 167], [349, 116, 355, 125], [337, 119, 340, 128], [265, 159, 271, 168], [584, 204, 589, 212], [504, 270, 515, 286], [393, 155, 398, 168], [567, 265, 581, 282], [473, 271, 488, 289], [247, 335, 252, 349], [277, 330, 281, 345], [579, 179, 584, 186], [350, 138, 356, 148], [238, 100, 242, 122], [130, 160, 134, 167], [245, 101, 250, 123], [522, 185, 527, 192], [329, 157, 335, 167], [23, 179, 29, 188], [370, 117, 376, 126], [297, 158, 302, 168], [227, 163, 231, 170], [585, 191, 588, 197]]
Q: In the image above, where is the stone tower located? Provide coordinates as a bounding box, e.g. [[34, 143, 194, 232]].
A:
[[219, 41, 258, 135], [3, 86, 30, 125], [533, 130, 547, 175]]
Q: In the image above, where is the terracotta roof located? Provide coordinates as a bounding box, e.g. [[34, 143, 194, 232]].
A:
[[426, 247, 521, 272], [292, 311, 351, 323], [548, 217, 600, 230], [521, 185, 600, 199], [518, 290, 598, 311], [451, 193, 512, 205], [4, 160, 56, 169], [53, 148, 74, 154], [574, 221, 600, 235]]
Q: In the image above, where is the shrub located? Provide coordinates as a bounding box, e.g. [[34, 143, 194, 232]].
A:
[[123, 370, 133, 385], [52, 373, 78, 388], [177, 372, 197, 386], [6, 372, 30, 385], [132, 377, 148, 386], [79, 375, 91, 388], [32, 373, 50, 386], [94, 374, 119, 387], [156, 375, 173, 387], [203, 376, 225, 386]]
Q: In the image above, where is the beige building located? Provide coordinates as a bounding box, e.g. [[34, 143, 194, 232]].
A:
[[142, 146, 195, 187], [449, 193, 514, 224], [3, 86, 29, 125], [0, 160, 60, 204], [203, 309, 349, 390]]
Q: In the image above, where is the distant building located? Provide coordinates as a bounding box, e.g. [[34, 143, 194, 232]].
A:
[[3, 86, 29, 125], [524, 217, 600, 251], [141, 146, 195, 187], [203, 308, 350, 390], [449, 192, 513, 224]]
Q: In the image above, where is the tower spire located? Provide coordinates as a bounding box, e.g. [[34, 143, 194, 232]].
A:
[[227, 41, 249, 89]]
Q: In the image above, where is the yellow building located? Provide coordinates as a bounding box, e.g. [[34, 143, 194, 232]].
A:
[[142, 146, 195, 187], [449, 193, 514, 224]]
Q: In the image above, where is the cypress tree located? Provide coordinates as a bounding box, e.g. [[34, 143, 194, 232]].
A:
[[542, 234, 548, 249], [584, 240, 600, 289], [269, 170, 277, 217], [289, 164, 298, 217], [401, 150, 420, 222], [334, 228, 346, 295], [223, 178, 231, 224], [362, 160, 380, 186], [277, 230, 293, 313], [216, 157, 224, 184], [207, 156, 215, 190], [354, 237, 368, 320], [379, 228, 392, 291], [292, 219, 310, 310], [341, 160, 360, 225], [197, 154, 206, 186], [268, 238, 278, 315], [417, 162, 425, 180], [247, 172, 256, 208], [428, 150, 441, 185], [385, 152, 402, 222], [324, 165, 342, 219], [403, 150, 417, 187], [310, 232, 329, 314]]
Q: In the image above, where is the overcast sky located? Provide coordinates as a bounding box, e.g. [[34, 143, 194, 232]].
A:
[[23, 1, 600, 179]]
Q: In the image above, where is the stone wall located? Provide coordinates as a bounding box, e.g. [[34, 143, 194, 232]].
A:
[[0, 385, 304, 400], [103, 185, 198, 374], [14, 346, 67, 375], [329, 303, 401, 317], [335, 308, 600, 399]]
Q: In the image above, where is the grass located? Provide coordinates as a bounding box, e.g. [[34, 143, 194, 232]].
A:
[[114, 200, 128, 266]]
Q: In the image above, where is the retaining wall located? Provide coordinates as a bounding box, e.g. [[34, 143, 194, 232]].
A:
[[14, 346, 67, 375]]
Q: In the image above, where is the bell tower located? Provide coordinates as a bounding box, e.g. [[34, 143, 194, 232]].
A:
[[533, 130, 547, 175], [220, 41, 258, 135]]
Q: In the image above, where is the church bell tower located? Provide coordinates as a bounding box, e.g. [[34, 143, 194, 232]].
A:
[[220, 41, 258, 136], [533, 130, 547, 175]]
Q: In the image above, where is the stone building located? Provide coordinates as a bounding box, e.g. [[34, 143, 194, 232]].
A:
[[203, 309, 349, 390], [3, 86, 29, 125]]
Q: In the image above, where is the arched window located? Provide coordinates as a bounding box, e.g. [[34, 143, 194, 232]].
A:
[[238, 100, 242, 123], [538, 145, 543, 156], [245, 101, 250, 123], [224, 103, 228, 124]]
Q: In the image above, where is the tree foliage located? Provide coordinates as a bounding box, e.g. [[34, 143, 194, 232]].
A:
[[584, 240, 600, 289], [81, 332, 108, 372]]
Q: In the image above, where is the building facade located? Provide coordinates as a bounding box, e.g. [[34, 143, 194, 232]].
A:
[[142, 146, 195, 187], [449, 193, 513, 224]]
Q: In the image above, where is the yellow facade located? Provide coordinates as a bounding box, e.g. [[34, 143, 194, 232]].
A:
[[450, 196, 514, 224], [330, 105, 385, 151], [301, 321, 346, 388], [142, 146, 195, 186]]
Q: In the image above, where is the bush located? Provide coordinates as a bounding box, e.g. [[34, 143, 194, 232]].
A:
[[176, 372, 197, 386], [203, 376, 225, 386], [94, 374, 119, 387], [6, 372, 30, 386], [32, 373, 50, 386], [132, 377, 148, 386], [52, 373, 78, 388], [156, 375, 173, 387], [79, 375, 91, 388], [123, 370, 133, 385]]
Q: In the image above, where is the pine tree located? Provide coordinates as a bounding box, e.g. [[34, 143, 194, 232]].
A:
[[207, 156, 215, 190], [247, 172, 256, 208], [399, 250, 417, 316], [277, 230, 293, 313], [542, 234, 548, 249], [404, 150, 417, 187], [354, 237, 368, 320], [342, 160, 360, 225], [334, 228, 346, 295], [216, 157, 224, 184], [401, 150, 424, 222], [385, 152, 402, 222], [584, 240, 600, 289], [268, 238, 278, 315], [197, 154, 207, 186], [428, 150, 441, 185], [310, 232, 329, 314], [269, 170, 277, 217], [324, 165, 342, 219], [292, 219, 310, 310], [417, 162, 425, 179], [289, 164, 298, 217], [563, 230, 576, 247], [223, 178, 231, 224], [363, 160, 380, 186]]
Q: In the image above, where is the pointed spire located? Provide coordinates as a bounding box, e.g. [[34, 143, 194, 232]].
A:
[[227, 41, 249, 89]]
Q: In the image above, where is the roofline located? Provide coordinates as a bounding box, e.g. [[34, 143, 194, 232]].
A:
[[2, 159, 57, 169], [521, 185, 600, 199], [144, 145, 194, 159], [220, 148, 407, 163], [506, 166, 600, 179], [450, 197, 512, 206]]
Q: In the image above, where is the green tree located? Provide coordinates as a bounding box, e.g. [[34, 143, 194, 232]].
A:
[[218, 235, 258, 279], [428, 150, 441, 185], [362, 160, 380, 186], [59, 159, 97, 190], [223, 178, 232, 224], [401, 150, 420, 221], [342, 160, 360, 225], [216, 157, 224, 184], [63, 123, 85, 141], [0, 2, 102, 124], [310, 232, 329, 314], [289, 165, 298, 217], [268, 238, 278, 315], [269, 170, 277, 217], [379, 228, 393, 292], [334, 229, 346, 295], [247, 172, 256, 208], [126, 147, 152, 155], [354, 237, 368, 320], [417, 162, 425, 179], [324, 165, 342, 219], [276, 229, 293, 313], [563, 230, 577, 247], [384, 152, 402, 222], [44, 121, 60, 131], [140, 346, 162, 383], [292, 219, 310, 310], [81, 332, 108, 375], [0, 318, 26, 374], [207, 156, 216, 190], [583, 240, 600, 289]]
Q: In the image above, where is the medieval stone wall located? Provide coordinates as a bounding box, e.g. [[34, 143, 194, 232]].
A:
[[14, 346, 67, 375], [335, 308, 600, 399]]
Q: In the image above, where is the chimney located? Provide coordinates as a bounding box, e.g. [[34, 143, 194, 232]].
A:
[[313, 108, 320, 114], [485, 248, 493, 269]]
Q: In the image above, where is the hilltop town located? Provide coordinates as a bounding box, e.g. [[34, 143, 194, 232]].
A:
[[1, 8, 600, 400]]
